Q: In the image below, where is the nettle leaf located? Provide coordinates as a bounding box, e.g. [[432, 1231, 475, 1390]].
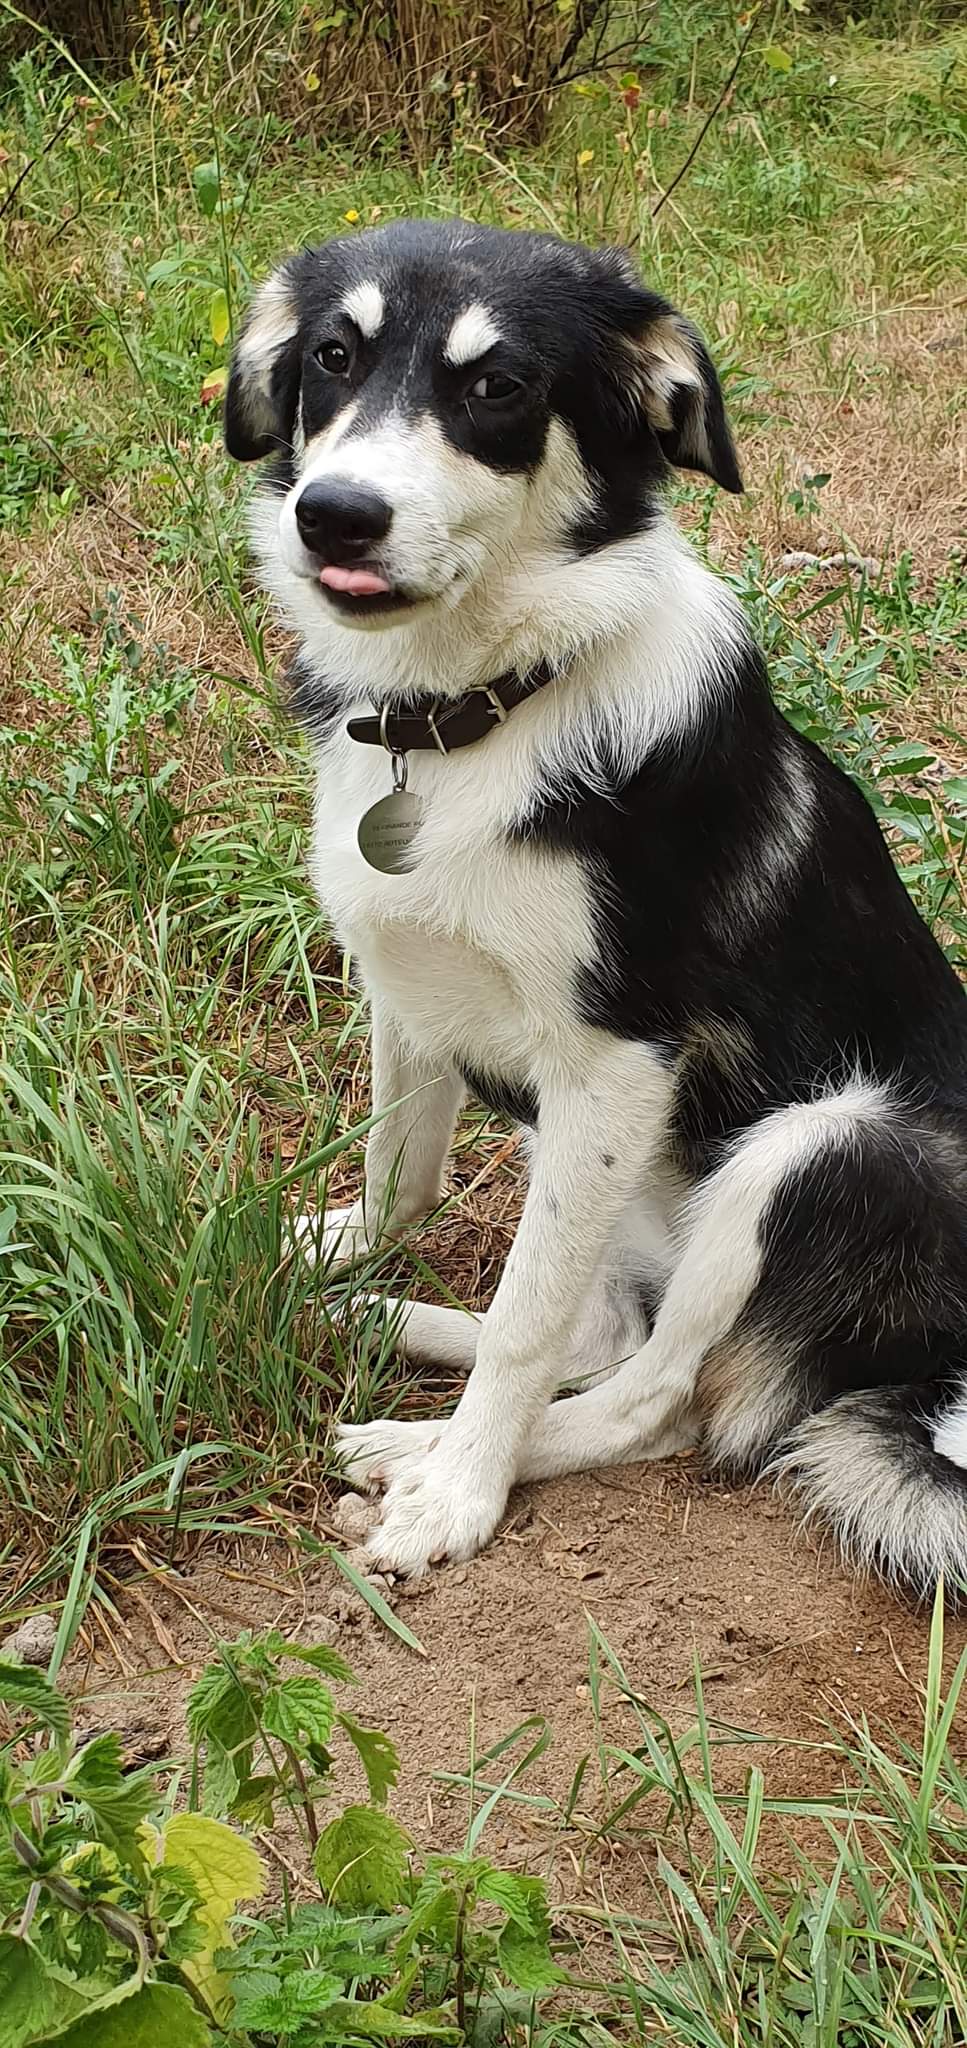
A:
[[478, 1868, 547, 1933], [265, 1633, 355, 1685], [262, 1676, 335, 1749], [187, 1664, 259, 1808], [187, 1661, 253, 1746], [32, 1982, 211, 2047], [0, 1932, 84, 2048], [321, 2000, 460, 2041], [0, 1660, 71, 1742], [314, 1807, 411, 1910], [230, 1774, 278, 1826], [156, 1815, 264, 2021], [479, 1872, 564, 1993], [497, 1919, 565, 1994], [233, 1967, 342, 2031], [337, 1714, 400, 1805], [395, 1869, 458, 1959], [67, 1740, 158, 1861]]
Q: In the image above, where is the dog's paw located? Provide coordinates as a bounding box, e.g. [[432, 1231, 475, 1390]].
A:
[[336, 1417, 444, 1493], [349, 1439, 507, 1577], [294, 1203, 374, 1269]]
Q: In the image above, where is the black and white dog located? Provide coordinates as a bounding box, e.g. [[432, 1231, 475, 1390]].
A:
[[226, 218, 967, 1590]]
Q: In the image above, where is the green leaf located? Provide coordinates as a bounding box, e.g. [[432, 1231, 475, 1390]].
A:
[[230, 1774, 278, 1826], [262, 1675, 335, 1749], [880, 743, 937, 773], [314, 1806, 411, 1910], [192, 161, 220, 218], [233, 1968, 342, 2030], [763, 42, 793, 70], [0, 1934, 83, 2048], [321, 2001, 460, 2040], [33, 1984, 211, 2048], [279, 1639, 355, 1684], [67, 1738, 158, 1861], [480, 1872, 564, 1992], [0, 1661, 70, 1742], [497, 1919, 565, 1993], [209, 289, 229, 348], [155, 1815, 264, 2019], [478, 1867, 546, 1932], [337, 1714, 400, 1805], [187, 1663, 258, 1809]]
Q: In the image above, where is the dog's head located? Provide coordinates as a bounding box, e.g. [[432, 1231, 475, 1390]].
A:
[[225, 219, 740, 627]]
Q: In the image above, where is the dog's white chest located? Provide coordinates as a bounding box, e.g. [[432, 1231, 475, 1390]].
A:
[[308, 728, 595, 1073]]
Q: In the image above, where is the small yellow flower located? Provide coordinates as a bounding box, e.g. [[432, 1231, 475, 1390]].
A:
[[343, 209, 360, 224], [576, 148, 594, 167], [304, 69, 320, 91]]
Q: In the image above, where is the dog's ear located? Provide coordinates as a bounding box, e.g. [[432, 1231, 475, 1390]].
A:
[[224, 262, 301, 462], [596, 258, 742, 494]]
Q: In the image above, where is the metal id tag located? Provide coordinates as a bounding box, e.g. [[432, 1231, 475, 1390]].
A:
[[358, 744, 423, 874], [358, 788, 423, 873]]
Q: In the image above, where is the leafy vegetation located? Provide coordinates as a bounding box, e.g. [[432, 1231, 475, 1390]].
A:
[[0, 1624, 567, 2044], [3, 1596, 967, 2044]]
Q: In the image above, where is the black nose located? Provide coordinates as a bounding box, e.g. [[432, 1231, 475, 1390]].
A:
[[294, 480, 391, 561]]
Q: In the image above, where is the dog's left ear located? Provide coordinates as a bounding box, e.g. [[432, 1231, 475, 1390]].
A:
[[224, 262, 302, 462], [599, 262, 742, 494]]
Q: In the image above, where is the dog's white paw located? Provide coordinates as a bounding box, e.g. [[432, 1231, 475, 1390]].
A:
[[343, 1435, 507, 1576], [336, 1416, 444, 1492], [295, 1204, 374, 1269]]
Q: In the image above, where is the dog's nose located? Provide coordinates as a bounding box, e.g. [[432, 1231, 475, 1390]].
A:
[[295, 480, 391, 561]]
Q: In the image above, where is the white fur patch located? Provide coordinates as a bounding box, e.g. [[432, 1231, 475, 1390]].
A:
[[934, 1393, 967, 1469], [238, 273, 299, 397], [444, 304, 501, 367], [343, 281, 384, 339]]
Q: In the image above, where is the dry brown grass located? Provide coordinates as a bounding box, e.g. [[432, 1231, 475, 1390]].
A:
[[710, 297, 967, 583]]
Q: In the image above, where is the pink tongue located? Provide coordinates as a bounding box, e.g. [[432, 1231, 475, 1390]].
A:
[[320, 563, 391, 597]]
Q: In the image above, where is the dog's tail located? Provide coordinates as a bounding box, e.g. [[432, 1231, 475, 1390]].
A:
[[774, 1382, 967, 1597]]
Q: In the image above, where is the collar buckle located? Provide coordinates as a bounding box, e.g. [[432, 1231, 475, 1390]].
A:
[[484, 686, 508, 724], [426, 707, 449, 755]]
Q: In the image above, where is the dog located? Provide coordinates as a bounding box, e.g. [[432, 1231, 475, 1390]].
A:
[[225, 217, 967, 1590]]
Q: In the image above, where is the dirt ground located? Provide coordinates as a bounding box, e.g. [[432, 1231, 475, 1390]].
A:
[[67, 1455, 967, 1912]]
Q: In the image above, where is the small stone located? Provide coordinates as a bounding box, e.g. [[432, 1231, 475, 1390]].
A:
[[333, 1492, 377, 1543], [302, 1612, 341, 1646], [1, 1614, 57, 1666], [365, 1570, 397, 1604]]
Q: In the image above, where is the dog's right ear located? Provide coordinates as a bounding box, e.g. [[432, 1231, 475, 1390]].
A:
[[224, 263, 301, 462]]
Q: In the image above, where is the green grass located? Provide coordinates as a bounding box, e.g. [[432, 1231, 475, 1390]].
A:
[[0, 0, 965, 1612], [4, 1581, 967, 2044]]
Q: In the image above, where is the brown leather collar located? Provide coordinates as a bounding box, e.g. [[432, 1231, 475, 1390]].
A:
[[346, 658, 561, 756]]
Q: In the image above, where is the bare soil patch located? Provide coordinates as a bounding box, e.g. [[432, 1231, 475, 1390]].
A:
[[68, 1459, 967, 1910]]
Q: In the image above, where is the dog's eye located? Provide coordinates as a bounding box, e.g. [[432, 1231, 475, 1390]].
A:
[[470, 372, 521, 404], [317, 340, 350, 375]]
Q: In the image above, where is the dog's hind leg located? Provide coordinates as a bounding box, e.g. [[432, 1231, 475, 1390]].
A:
[[511, 1081, 897, 1485]]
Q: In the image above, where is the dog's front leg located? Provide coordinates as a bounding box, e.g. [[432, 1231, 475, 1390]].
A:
[[317, 1000, 464, 1263], [340, 1044, 673, 1573]]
